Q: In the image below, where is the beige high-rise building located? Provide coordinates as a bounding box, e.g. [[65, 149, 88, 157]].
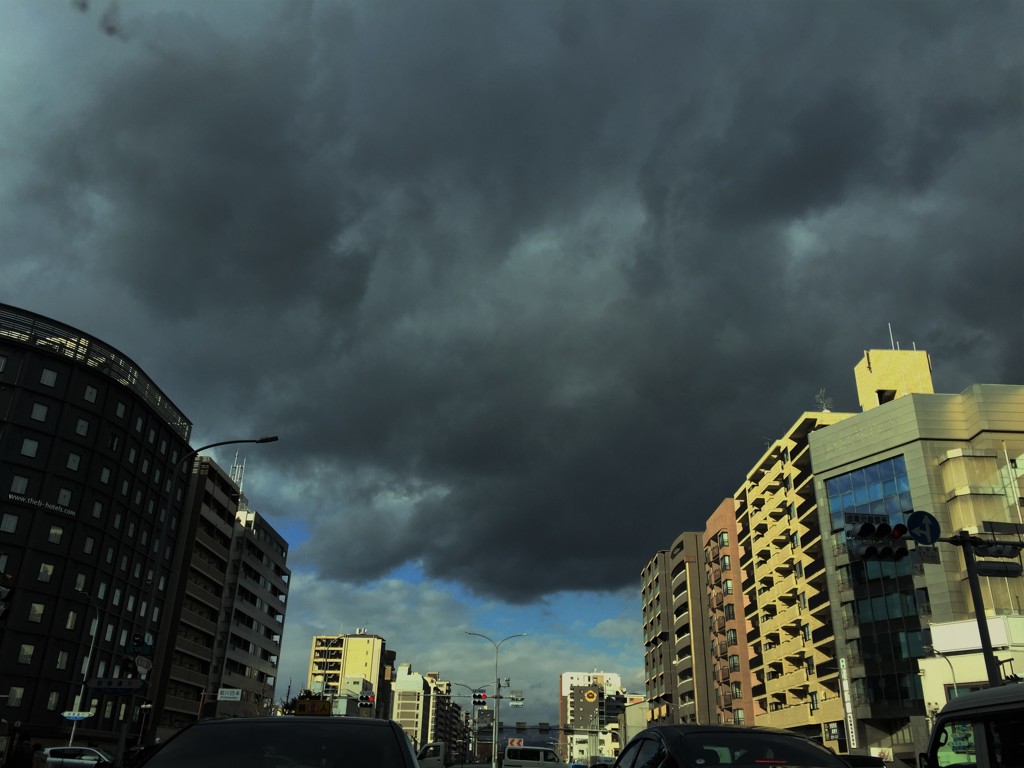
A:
[[307, 630, 396, 716], [737, 408, 853, 750]]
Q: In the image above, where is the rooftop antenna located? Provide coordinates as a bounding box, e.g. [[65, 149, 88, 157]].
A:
[[230, 451, 246, 493], [815, 388, 833, 413], [888, 322, 895, 350]]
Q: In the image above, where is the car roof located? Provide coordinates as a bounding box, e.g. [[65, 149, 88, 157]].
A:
[[937, 682, 1024, 716], [633, 725, 835, 749], [190, 715, 397, 727]]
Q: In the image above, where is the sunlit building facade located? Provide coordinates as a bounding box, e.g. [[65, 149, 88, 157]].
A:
[[811, 349, 1024, 765], [560, 671, 626, 761], [738, 409, 852, 751], [307, 630, 396, 717], [704, 498, 754, 726]]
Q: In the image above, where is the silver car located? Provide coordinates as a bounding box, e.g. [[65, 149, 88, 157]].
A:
[[43, 746, 116, 767]]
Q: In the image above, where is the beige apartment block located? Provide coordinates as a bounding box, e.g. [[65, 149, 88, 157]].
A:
[[737, 409, 853, 751], [307, 630, 396, 716]]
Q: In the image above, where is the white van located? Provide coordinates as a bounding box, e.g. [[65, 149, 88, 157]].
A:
[[417, 741, 454, 768], [502, 745, 564, 768], [920, 683, 1024, 767]]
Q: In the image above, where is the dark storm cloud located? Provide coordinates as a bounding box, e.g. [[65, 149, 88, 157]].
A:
[[3, 1, 1022, 601]]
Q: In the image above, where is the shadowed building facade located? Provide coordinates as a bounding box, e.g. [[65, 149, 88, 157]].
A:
[[0, 304, 193, 749]]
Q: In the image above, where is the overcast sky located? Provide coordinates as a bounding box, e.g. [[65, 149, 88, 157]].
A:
[[1, 0, 1021, 727]]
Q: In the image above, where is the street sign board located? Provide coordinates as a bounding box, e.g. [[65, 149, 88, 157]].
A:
[[61, 711, 94, 721], [217, 688, 242, 702], [293, 699, 332, 716], [907, 510, 941, 546], [507, 739, 524, 747], [88, 678, 147, 695]]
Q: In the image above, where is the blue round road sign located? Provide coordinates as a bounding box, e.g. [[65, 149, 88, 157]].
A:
[[907, 510, 941, 545]]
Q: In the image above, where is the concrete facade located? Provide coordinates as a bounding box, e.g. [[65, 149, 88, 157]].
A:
[[810, 352, 1024, 765], [204, 501, 289, 720], [307, 630, 396, 718]]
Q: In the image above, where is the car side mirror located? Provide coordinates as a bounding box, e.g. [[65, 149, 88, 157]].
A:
[[918, 753, 929, 768]]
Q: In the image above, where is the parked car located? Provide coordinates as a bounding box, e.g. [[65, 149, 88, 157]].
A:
[[43, 746, 115, 767], [129, 715, 419, 767], [612, 725, 850, 768]]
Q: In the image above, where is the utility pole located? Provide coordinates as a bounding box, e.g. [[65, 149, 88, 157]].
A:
[[938, 530, 1023, 686]]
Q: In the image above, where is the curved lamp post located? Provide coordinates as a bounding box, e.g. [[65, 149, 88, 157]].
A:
[[933, 648, 960, 700], [466, 631, 527, 768], [176, 435, 279, 473]]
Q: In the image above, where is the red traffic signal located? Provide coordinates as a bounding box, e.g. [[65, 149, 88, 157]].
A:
[[850, 520, 909, 560], [358, 692, 375, 708], [472, 692, 487, 706]]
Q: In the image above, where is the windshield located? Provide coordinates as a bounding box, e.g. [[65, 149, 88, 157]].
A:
[[679, 732, 843, 767]]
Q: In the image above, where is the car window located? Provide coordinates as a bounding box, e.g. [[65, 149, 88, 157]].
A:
[[933, 718, 978, 767], [680, 732, 842, 766], [633, 737, 668, 768], [614, 739, 645, 768]]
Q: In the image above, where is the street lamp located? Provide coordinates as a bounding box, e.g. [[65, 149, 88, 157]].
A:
[[466, 631, 527, 768], [176, 435, 279, 473], [929, 647, 960, 701]]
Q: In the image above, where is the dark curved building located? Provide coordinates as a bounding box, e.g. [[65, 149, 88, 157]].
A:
[[0, 304, 193, 753]]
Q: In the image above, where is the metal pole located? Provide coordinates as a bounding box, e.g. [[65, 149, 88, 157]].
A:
[[466, 632, 527, 768], [959, 534, 1003, 685], [69, 597, 102, 746]]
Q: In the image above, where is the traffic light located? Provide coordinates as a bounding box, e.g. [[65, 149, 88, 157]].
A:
[[0, 572, 15, 621], [973, 542, 1023, 558], [849, 520, 909, 560], [472, 692, 487, 706], [358, 692, 375, 709]]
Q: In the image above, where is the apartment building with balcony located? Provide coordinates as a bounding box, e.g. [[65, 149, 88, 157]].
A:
[[156, 456, 240, 732], [307, 630, 396, 717], [737, 408, 852, 751], [392, 663, 432, 749], [560, 671, 626, 761], [809, 349, 1024, 765], [641, 532, 714, 726], [205, 500, 289, 720], [704, 498, 755, 726]]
